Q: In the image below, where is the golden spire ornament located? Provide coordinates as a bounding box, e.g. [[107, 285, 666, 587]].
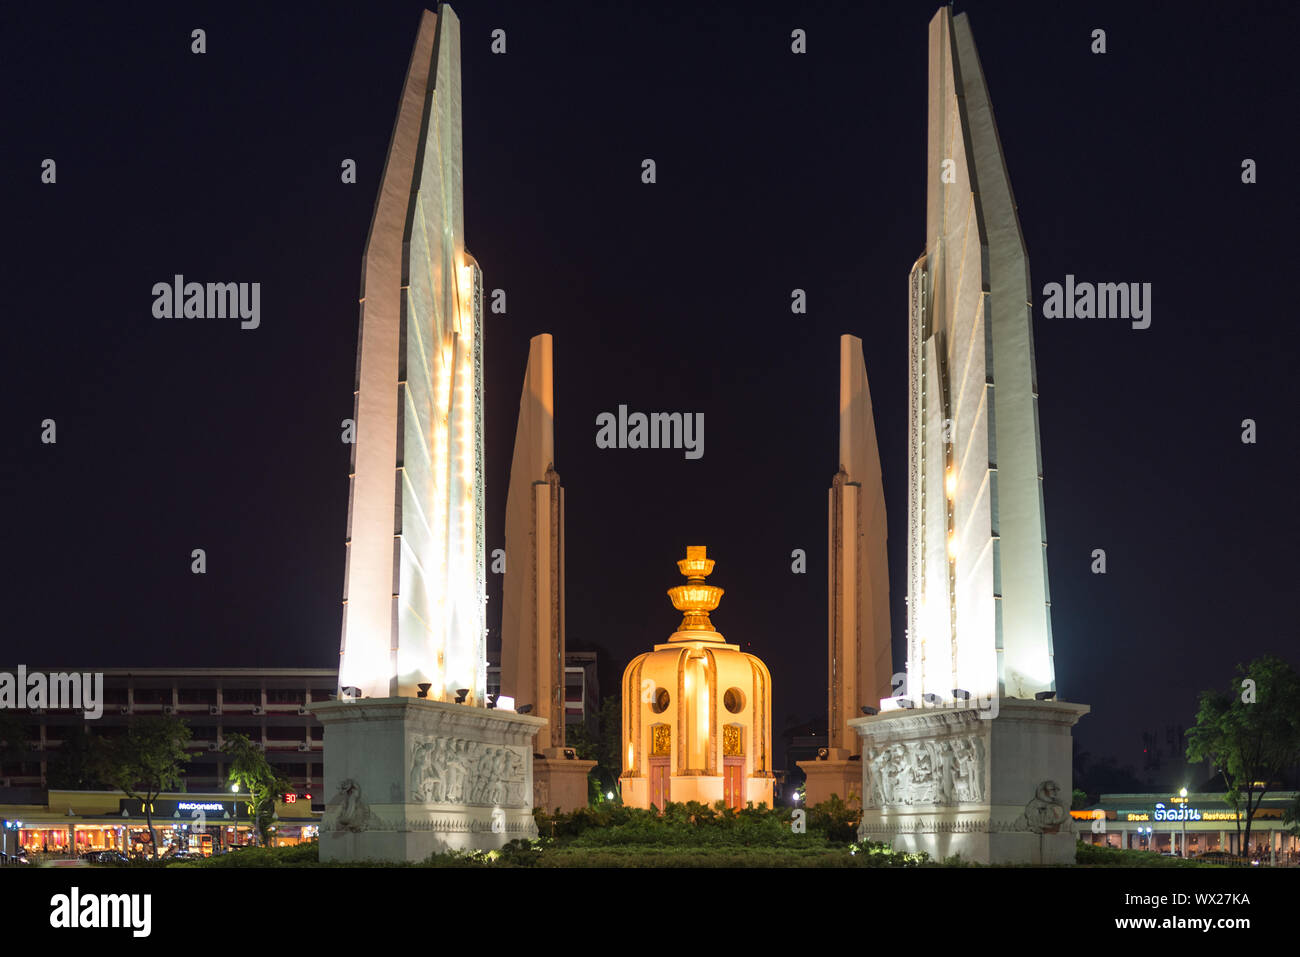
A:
[[667, 545, 726, 640]]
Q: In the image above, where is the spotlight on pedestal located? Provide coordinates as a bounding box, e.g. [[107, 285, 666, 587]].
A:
[[340, 686, 361, 702], [455, 688, 469, 704], [1035, 691, 1056, 701], [817, 747, 828, 759], [562, 748, 576, 759], [517, 704, 534, 714], [416, 683, 432, 699], [860, 705, 878, 716], [952, 688, 970, 700], [898, 698, 915, 709]]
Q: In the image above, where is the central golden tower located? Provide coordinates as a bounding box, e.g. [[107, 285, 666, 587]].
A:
[[620, 547, 773, 810]]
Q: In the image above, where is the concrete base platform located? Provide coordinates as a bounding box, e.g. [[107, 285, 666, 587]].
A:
[[312, 697, 547, 862], [848, 698, 1089, 865], [796, 754, 862, 809], [533, 753, 597, 813]]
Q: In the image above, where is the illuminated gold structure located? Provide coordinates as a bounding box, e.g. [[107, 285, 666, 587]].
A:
[[620, 547, 773, 810]]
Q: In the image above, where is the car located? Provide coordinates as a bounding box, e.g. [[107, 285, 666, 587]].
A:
[[80, 850, 130, 865]]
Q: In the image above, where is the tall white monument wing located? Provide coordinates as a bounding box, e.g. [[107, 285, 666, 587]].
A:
[[340, 5, 485, 703], [907, 8, 1053, 704]]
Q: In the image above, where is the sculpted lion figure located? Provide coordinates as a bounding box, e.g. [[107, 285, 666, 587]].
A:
[[1018, 780, 1069, 834], [332, 778, 371, 833]]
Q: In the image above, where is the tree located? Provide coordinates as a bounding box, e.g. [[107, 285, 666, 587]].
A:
[[560, 719, 603, 805], [223, 733, 290, 846], [92, 717, 192, 859], [1186, 655, 1300, 857], [594, 694, 623, 779]]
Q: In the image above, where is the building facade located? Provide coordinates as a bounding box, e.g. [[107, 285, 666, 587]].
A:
[[0, 667, 336, 793], [1074, 791, 1300, 863], [0, 788, 319, 859]]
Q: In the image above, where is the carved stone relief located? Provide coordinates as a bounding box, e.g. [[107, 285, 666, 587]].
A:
[[863, 735, 986, 808], [409, 736, 528, 808]]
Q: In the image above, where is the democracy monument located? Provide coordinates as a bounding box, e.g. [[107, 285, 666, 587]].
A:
[[311, 3, 1086, 865]]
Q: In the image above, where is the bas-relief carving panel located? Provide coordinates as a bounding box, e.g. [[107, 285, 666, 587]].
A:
[[408, 736, 528, 808], [864, 734, 986, 808]]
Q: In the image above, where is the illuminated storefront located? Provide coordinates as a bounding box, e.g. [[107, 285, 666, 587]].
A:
[[1, 789, 320, 859], [1073, 791, 1299, 862]]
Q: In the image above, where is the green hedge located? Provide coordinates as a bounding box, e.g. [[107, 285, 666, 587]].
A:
[[1075, 842, 1217, 868], [535, 796, 861, 848]]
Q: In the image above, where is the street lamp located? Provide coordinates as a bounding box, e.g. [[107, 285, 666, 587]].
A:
[[231, 783, 240, 852], [2, 819, 21, 861], [1179, 787, 1188, 859]]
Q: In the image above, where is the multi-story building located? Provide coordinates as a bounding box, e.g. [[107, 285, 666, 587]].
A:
[[1, 659, 601, 792], [0, 667, 336, 793]]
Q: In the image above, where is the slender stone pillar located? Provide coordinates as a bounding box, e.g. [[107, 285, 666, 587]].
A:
[[800, 335, 890, 808], [501, 334, 594, 812]]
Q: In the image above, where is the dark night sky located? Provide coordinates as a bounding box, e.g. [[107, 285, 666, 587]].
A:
[[4, 0, 1297, 773]]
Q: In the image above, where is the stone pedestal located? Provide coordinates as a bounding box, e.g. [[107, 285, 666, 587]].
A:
[[533, 752, 597, 814], [312, 698, 547, 862], [797, 751, 862, 808], [849, 698, 1088, 865]]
